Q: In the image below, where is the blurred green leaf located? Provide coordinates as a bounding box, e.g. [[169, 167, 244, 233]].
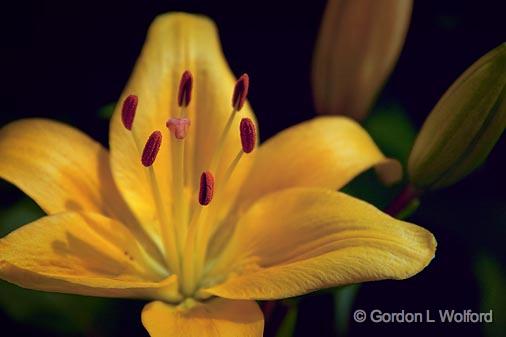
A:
[[474, 253, 506, 337], [275, 302, 298, 337], [0, 198, 115, 335], [0, 197, 44, 236], [341, 169, 399, 209], [334, 284, 360, 337], [396, 198, 420, 220], [348, 103, 417, 212], [365, 103, 417, 166], [97, 102, 116, 120], [0, 280, 116, 335]]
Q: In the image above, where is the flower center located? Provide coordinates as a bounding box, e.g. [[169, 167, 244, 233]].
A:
[[121, 71, 254, 298]]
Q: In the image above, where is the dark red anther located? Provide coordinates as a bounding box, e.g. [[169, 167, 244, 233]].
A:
[[122, 95, 138, 130], [240, 118, 256, 153], [178, 70, 193, 107], [199, 171, 215, 206], [141, 131, 162, 167], [232, 73, 249, 111]]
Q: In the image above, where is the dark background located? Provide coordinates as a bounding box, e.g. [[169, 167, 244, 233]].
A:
[[0, 1, 504, 336]]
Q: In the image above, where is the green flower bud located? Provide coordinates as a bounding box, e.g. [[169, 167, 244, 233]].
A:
[[408, 44, 506, 190], [312, 0, 412, 120]]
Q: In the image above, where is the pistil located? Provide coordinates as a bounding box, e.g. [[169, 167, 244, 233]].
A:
[[167, 117, 191, 255], [121, 73, 255, 298], [167, 71, 194, 263]]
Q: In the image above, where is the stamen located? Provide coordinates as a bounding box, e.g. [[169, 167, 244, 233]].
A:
[[141, 130, 180, 275], [122, 113, 172, 267], [216, 118, 257, 234], [178, 70, 193, 108], [141, 131, 162, 167], [208, 73, 250, 173], [240, 118, 256, 153], [188, 170, 215, 292], [170, 73, 193, 259], [199, 171, 215, 206], [121, 94, 138, 130], [183, 171, 214, 293], [232, 73, 250, 111], [166, 117, 191, 140]]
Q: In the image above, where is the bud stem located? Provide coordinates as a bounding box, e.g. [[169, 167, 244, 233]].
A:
[[262, 301, 290, 337], [385, 184, 422, 218]]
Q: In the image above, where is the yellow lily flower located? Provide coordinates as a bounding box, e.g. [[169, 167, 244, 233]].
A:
[[0, 13, 436, 337]]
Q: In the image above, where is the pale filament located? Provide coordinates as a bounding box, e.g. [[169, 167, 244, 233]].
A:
[[122, 105, 181, 276], [127, 72, 251, 297]]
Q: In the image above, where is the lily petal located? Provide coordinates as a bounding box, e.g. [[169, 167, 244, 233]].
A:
[[0, 212, 179, 301], [205, 188, 436, 300], [236, 116, 401, 208], [0, 119, 133, 224], [110, 13, 256, 229], [142, 298, 263, 337]]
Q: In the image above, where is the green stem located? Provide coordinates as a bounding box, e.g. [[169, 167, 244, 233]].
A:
[[385, 184, 421, 217]]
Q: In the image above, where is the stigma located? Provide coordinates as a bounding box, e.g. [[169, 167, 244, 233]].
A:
[[166, 118, 191, 140], [123, 71, 256, 286]]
